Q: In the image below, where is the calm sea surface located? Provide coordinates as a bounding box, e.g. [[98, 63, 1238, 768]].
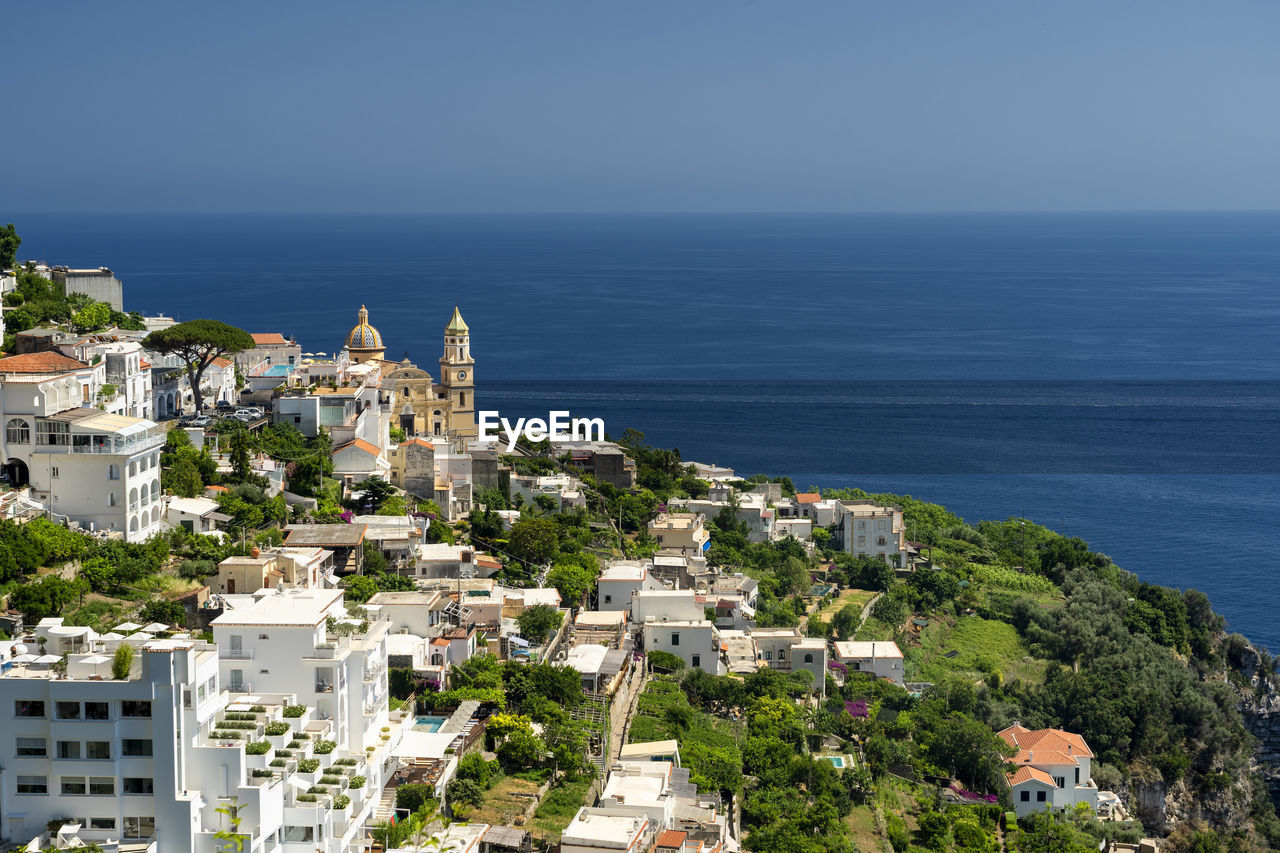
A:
[[11, 212, 1280, 648]]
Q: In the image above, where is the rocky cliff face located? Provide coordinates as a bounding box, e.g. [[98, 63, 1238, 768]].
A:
[[1234, 641, 1280, 806]]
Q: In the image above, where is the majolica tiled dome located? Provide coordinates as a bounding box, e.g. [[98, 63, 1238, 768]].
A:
[[346, 305, 384, 351]]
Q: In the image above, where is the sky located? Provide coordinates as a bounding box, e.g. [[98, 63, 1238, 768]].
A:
[[7, 1, 1280, 213]]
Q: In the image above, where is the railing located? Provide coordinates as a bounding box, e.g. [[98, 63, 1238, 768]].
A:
[[220, 648, 254, 660], [34, 432, 166, 456]]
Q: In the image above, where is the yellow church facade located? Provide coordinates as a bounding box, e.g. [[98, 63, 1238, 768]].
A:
[[343, 304, 476, 438]]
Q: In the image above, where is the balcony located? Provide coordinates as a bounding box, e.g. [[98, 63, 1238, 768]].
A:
[[35, 431, 166, 456], [220, 648, 254, 660]]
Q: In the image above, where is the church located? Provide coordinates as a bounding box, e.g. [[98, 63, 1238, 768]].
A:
[[343, 304, 476, 438]]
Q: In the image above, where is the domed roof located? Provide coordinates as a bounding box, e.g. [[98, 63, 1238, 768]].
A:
[[346, 305, 384, 351], [445, 305, 469, 335]]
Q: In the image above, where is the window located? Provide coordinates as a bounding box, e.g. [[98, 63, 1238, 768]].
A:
[[671, 632, 679, 646], [1055, 776, 1065, 788], [89, 777, 115, 795], [108, 463, 120, 480], [123, 777, 154, 795], [61, 777, 87, 795], [16, 775, 47, 795], [108, 492, 119, 507], [86, 742, 111, 760], [89, 818, 116, 830], [294, 416, 301, 424], [121, 700, 151, 718], [124, 817, 155, 838], [57, 701, 81, 720], [6, 418, 30, 443], [877, 537, 887, 547], [15, 700, 45, 717], [804, 653, 814, 663], [692, 655, 701, 668], [58, 741, 81, 760], [857, 536, 866, 547], [604, 595, 612, 604], [765, 651, 773, 660], [122, 739, 153, 757], [85, 701, 109, 720], [858, 520, 866, 530], [778, 649, 786, 660], [1036, 790, 1047, 802], [1074, 767, 1080, 784], [51, 466, 60, 478], [283, 826, 315, 843], [128, 461, 137, 476], [1020, 790, 1030, 802], [16, 737, 47, 756]]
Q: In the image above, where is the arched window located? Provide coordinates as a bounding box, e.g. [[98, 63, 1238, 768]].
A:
[[108, 492, 118, 507], [6, 418, 30, 444], [128, 460, 137, 477], [151, 481, 159, 500], [459, 392, 466, 408], [430, 654, 444, 667], [151, 506, 160, 524], [129, 487, 138, 508], [108, 464, 120, 481], [129, 516, 139, 533], [403, 388, 410, 398], [804, 653, 814, 664]]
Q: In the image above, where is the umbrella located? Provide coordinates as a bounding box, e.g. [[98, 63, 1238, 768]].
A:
[[35, 654, 62, 664], [100, 632, 124, 641], [114, 621, 143, 632], [10, 653, 37, 664], [142, 622, 170, 634]]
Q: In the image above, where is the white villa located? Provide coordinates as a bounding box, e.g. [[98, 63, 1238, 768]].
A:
[[1000, 725, 1099, 818], [833, 640, 905, 686]]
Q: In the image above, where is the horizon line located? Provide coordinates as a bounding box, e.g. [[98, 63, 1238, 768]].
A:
[[6, 207, 1280, 217]]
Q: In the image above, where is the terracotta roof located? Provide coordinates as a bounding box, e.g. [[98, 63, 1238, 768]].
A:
[[335, 438, 381, 457], [0, 351, 89, 373], [251, 333, 288, 346], [400, 438, 435, 449], [795, 492, 822, 504], [656, 830, 688, 849], [475, 556, 502, 568], [211, 356, 233, 368], [206, 485, 230, 493], [998, 725, 1093, 766], [1007, 765, 1056, 787]]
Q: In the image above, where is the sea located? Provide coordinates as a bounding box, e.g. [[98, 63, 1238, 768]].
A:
[[10, 212, 1280, 650]]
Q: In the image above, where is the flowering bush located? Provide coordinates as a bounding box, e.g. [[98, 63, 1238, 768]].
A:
[[340, 509, 354, 523], [844, 700, 869, 718], [828, 660, 847, 671]]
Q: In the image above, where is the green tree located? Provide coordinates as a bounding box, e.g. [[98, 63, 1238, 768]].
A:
[[0, 223, 19, 271], [165, 452, 204, 498], [71, 301, 112, 332], [140, 599, 186, 627], [229, 429, 253, 482], [515, 604, 561, 643], [507, 517, 559, 567], [143, 319, 255, 412]]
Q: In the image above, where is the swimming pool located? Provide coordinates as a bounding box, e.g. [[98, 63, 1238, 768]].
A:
[[414, 715, 447, 732], [823, 755, 846, 768]]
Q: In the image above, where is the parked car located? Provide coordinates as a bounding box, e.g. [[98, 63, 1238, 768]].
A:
[[231, 409, 260, 423], [215, 400, 235, 411], [190, 415, 212, 428]]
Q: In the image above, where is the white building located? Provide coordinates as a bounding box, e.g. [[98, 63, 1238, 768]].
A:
[[833, 640, 904, 686], [561, 808, 651, 853], [1, 353, 165, 540], [752, 630, 827, 695], [647, 512, 710, 555], [635, 592, 723, 676], [1000, 725, 1099, 818], [839, 501, 908, 566], [596, 562, 663, 612]]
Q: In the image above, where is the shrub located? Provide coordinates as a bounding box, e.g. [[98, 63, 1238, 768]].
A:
[[251, 768, 273, 778], [249, 705, 266, 712], [224, 712, 257, 721], [448, 777, 485, 807], [282, 704, 307, 718], [245, 741, 272, 755], [335, 758, 358, 766], [350, 775, 366, 789], [320, 774, 343, 786], [334, 794, 350, 809], [313, 739, 336, 755], [647, 650, 686, 672], [112, 644, 134, 680], [298, 758, 320, 773], [270, 759, 287, 768], [395, 782, 433, 813], [296, 793, 316, 802], [265, 721, 290, 736]]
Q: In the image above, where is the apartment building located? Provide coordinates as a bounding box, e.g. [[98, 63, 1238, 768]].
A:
[[839, 500, 908, 566]]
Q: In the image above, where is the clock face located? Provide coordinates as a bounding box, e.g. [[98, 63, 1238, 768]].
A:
[[457, 371, 467, 380]]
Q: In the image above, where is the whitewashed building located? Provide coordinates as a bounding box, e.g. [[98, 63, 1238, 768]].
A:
[[1000, 725, 1099, 818]]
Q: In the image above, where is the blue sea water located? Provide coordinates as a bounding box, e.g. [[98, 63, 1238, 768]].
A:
[[10, 212, 1280, 648]]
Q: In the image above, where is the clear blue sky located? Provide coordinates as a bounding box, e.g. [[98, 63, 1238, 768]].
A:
[[9, 1, 1280, 212]]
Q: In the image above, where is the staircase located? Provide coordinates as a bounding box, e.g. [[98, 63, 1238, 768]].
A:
[[373, 784, 397, 822]]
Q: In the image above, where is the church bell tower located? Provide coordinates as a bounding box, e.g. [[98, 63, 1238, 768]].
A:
[[440, 305, 475, 436]]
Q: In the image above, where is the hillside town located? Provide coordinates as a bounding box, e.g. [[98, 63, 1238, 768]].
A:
[[0, 240, 1270, 853]]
